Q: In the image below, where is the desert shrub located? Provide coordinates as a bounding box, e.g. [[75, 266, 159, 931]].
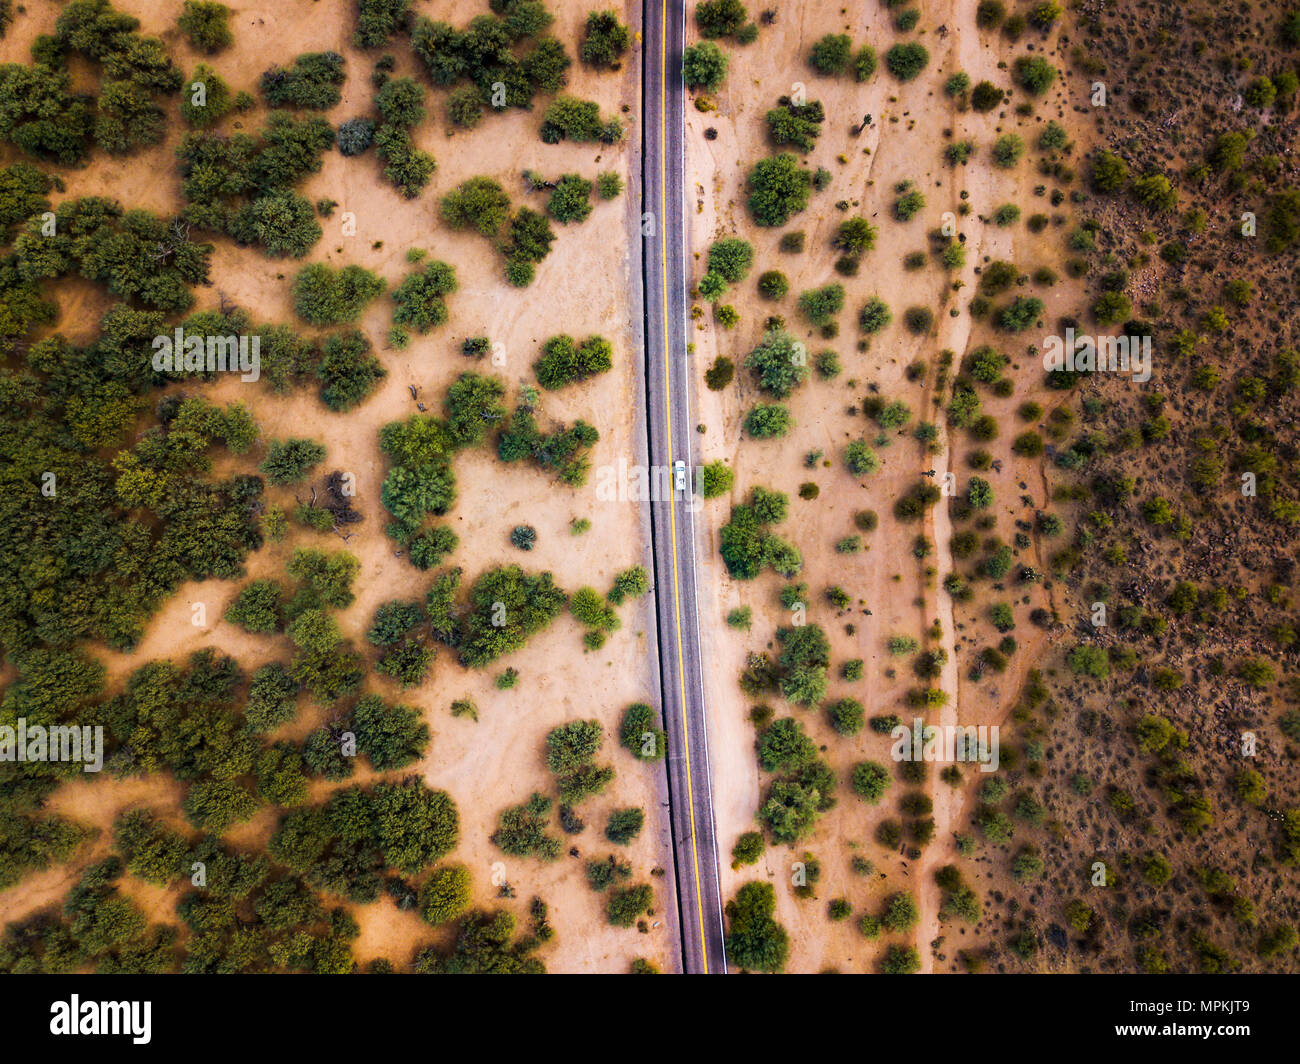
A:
[[744, 329, 808, 397], [885, 42, 929, 80], [893, 184, 926, 221], [828, 698, 865, 736], [1014, 55, 1056, 94], [998, 296, 1043, 332], [859, 297, 892, 333], [580, 11, 631, 69], [354, 0, 411, 48], [180, 66, 234, 128], [744, 403, 793, 439], [844, 441, 879, 476], [1091, 150, 1129, 191], [724, 881, 788, 972], [619, 703, 666, 761], [292, 263, 385, 325], [337, 116, 376, 156], [747, 153, 812, 226], [318, 330, 386, 411], [419, 863, 471, 926], [179, 1, 233, 53], [797, 283, 845, 327], [708, 237, 755, 282], [534, 334, 613, 389], [833, 217, 877, 256], [904, 306, 933, 334], [809, 34, 853, 75], [491, 793, 561, 860], [228, 189, 323, 259], [696, 0, 748, 38], [683, 41, 729, 91], [392, 260, 457, 332], [705, 356, 735, 390], [605, 807, 644, 845], [260, 52, 346, 110], [441, 176, 511, 237], [596, 171, 623, 199], [992, 134, 1025, 168], [260, 438, 327, 485], [700, 461, 734, 497], [548, 174, 594, 224], [758, 270, 789, 299], [540, 95, 621, 144], [851, 762, 890, 804]]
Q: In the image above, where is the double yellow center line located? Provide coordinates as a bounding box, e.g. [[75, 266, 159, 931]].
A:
[[655, 0, 710, 974]]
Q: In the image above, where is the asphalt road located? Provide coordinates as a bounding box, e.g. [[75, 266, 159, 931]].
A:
[[639, 0, 728, 975]]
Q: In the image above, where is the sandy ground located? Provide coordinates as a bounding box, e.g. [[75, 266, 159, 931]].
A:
[[682, 2, 1090, 971], [1, 0, 675, 973]]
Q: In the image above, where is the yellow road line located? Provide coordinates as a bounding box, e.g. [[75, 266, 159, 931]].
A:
[[658, 0, 709, 974]]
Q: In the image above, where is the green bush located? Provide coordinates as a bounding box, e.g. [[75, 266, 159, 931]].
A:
[[605, 807, 644, 845], [260, 438, 327, 484], [596, 171, 624, 199], [620, 703, 666, 761], [747, 153, 812, 226], [893, 184, 926, 221], [540, 95, 621, 144], [758, 270, 789, 299], [809, 34, 853, 75], [708, 237, 755, 282], [534, 334, 613, 389], [700, 460, 734, 497], [547, 174, 594, 224], [392, 260, 457, 332], [419, 864, 471, 926], [992, 134, 1025, 168], [797, 283, 845, 326], [318, 329, 386, 411], [354, 0, 411, 49], [179, 1, 233, 53], [1014, 56, 1056, 94], [180, 66, 234, 128], [827, 698, 865, 736], [683, 41, 729, 91], [292, 263, 386, 326], [844, 441, 879, 475], [724, 881, 788, 972], [732, 831, 764, 866], [607, 883, 653, 927], [884, 42, 929, 80], [225, 579, 284, 633], [851, 761, 890, 803], [744, 403, 793, 439], [696, 0, 748, 38], [337, 116, 376, 155], [1090, 150, 1129, 191], [229, 189, 323, 259], [441, 176, 511, 236], [859, 297, 892, 333], [580, 11, 631, 69], [260, 52, 346, 110], [744, 329, 808, 397]]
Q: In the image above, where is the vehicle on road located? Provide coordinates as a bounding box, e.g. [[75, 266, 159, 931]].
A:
[[673, 459, 687, 493]]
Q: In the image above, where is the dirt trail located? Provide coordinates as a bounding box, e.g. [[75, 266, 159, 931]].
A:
[[908, 13, 1098, 970]]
